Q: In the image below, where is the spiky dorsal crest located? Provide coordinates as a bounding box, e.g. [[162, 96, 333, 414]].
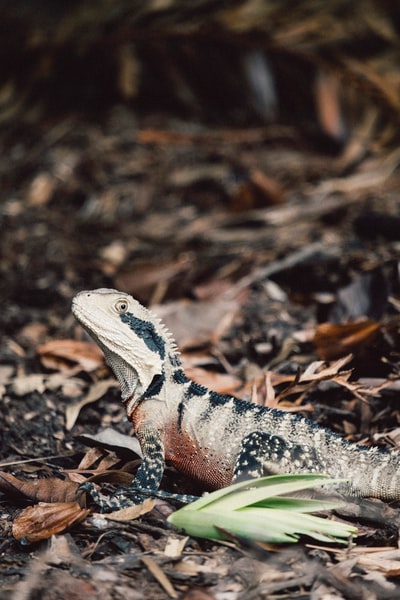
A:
[[151, 314, 180, 357]]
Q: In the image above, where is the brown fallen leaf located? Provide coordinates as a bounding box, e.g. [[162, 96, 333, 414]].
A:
[[10, 373, 47, 396], [65, 379, 119, 430], [12, 502, 90, 543], [77, 446, 110, 471], [299, 355, 353, 382], [115, 255, 191, 302], [141, 554, 178, 599], [164, 535, 189, 558], [185, 367, 242, 395], [313, 320, 381, 360], [0, 472, 79, 503], [78, 428, 143, 460], [10, 371, 86, 398], [80, 470, 134, 487], [38, 339, 105, 372], [100, 497, 156, 522], [242, 355, 375, 410], [156, 299, 239, 350]]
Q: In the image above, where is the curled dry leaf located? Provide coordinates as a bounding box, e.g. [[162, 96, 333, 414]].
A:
[[80, 470, 134, 487], [100, 497, 156, 522], [299, 355, 353, 381], [313, 320, 381, 360], [12, 502, 90, 543], [78, 427, 143, 459], [0, 472, 79, 503], [38, 339, 105, 372], [65, 379, 119, 430]]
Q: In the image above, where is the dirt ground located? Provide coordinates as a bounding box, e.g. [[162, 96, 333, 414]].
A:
[[2, 8, 400, 596]]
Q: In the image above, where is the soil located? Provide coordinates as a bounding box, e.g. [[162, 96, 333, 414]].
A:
[[1, 53, 400, 600]]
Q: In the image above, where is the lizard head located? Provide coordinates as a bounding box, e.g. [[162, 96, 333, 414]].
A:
[[72, 288, 175, 403]]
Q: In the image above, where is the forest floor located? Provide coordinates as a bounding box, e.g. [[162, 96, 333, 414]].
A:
[[1, 106, 400, 599]]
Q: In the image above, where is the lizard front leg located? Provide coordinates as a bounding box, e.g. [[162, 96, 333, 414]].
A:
[[232, 431, 320, 482], [133, 425, 165, 490], [80, 426, 166, 512], [119, 426, 199, 505], [81, 425, 199, 511]]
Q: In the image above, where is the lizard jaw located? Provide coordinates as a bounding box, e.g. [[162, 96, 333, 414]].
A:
[[101, 344, 142, 401], [72, 296, 142, 402], [72, 290, 163, 399]]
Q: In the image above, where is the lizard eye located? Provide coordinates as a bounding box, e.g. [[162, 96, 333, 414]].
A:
[[114, 299, 128, 313]]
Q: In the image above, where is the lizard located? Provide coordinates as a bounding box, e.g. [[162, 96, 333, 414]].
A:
[[72, 288, 400, 511]]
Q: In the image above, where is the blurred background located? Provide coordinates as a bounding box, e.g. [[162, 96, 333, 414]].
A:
[[2, 4, 400, 593], [1, 0, 400, 359]]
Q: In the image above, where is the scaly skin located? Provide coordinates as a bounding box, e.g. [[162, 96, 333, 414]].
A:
[[72, 288, 400, 511]]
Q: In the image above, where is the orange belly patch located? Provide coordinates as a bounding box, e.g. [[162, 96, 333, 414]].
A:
[[164, 428, 233, 491], [130, 403, 234, 491]]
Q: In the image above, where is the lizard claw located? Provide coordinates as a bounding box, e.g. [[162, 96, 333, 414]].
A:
[[111, 486, 199, 506], [78, 482, 150, 512], [78, 481, 198, 512], [78, 481, 117, 513], [109, 487, 145, 508]]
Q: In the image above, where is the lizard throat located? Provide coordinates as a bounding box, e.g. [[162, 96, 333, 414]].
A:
[[102, 346, 142, 401]]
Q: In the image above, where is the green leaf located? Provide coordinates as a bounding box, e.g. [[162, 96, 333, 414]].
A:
[[168, 474, 357, 545], [251, 496, 342, 512], [179, 473, 335, 512]]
